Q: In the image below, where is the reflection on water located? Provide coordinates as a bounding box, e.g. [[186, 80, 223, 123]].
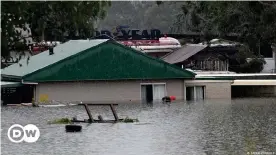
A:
[[1, 98, 276, 155]]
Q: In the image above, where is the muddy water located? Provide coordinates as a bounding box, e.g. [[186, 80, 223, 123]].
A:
[[1, 98, 276, 155]]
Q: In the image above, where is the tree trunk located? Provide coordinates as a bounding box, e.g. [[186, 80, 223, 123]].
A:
[[41, 29, 45, 41]]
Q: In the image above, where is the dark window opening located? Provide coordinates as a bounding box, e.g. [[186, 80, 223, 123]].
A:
[[146, 85, 153, 103], [260, 43, 272, 58], [186, 86, 205, 101], [1, 85, 34, 105], [231, 86, 275, 98], [186, 87, 194, 101]]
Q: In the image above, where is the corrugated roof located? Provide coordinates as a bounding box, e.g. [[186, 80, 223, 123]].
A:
[[1, 39, 109, 77], [162, 44, 207, 64], [22, 41, 195, 82]]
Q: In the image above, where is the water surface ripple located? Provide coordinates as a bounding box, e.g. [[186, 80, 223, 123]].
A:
[[1, 98, 276, 155]]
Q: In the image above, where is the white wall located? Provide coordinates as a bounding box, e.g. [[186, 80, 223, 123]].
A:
[[184, 80, 233, 99], [35, 79, 184, 103], [261, 46, 276, 73], [262, 58, 275, 73]]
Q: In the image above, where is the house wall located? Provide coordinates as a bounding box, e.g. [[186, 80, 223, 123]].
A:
[[261, 46, 276, 73], [256, 86, 276, 97], [232, 86, 276, 97], [35, 79, 184, 103], [184, 80, 233, 99], [261, 58, 275, 73]]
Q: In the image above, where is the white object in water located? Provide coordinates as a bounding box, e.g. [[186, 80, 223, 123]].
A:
[[39, 104, 77, 107]]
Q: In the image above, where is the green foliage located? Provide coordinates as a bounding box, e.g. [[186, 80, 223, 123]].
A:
[[24, 1, 111, 41], [121, 117, 139, 123], [1, 2, 30, 59], [228, 45, 266, 73], [98, 1, 182, 34], [1, 1, 111, 61], [175, 2, 275, 73], [177, 2, 276, 47], [48, 118, 72, 124], [230, 58, 266, 73]]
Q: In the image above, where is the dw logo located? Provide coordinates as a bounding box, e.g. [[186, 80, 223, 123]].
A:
[[7, 124, 40, 143]]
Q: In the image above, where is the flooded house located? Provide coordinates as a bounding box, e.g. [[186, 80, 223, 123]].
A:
[[162, 39, 276, 73], [161, 39, 240, 72], [162, 39, 276, 100], [1, 39, 195, 105], [1, 38, 275, 105]]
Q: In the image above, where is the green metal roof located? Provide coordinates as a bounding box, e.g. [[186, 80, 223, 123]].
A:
[[1, 39, 109, 77], [3, 40, 195, 82]]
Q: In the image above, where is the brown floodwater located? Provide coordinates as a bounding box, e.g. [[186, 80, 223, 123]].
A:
[[1, 98, 276, 155]]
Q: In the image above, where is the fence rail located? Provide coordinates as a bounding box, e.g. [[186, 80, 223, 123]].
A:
[[194, 60, 229, 71]]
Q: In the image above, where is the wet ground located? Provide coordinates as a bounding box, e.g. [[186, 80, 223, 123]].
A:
[[1, 98, 276, 155]]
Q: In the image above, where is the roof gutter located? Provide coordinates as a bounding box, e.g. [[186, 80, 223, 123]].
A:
[[1, 74, 22, 82], [21, 79, 38, 85]]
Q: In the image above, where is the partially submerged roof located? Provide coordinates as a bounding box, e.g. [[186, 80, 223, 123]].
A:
[[2, 39, 109, 77], [2, 40, 195, 82], [162, 44, 207, 64]]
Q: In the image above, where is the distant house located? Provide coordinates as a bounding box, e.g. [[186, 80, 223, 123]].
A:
[[162, 40, 239, 71], [1, 39, 195, 104], [162, 39, 276, 73], [260, 44, 276, 73], [161, 39, 276, 100]]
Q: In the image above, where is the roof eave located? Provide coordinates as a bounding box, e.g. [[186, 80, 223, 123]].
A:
[[1, 74, 22, 82], [23, 77, 196, 83]]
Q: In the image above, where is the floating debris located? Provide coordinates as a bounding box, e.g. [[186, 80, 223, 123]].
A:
[[120, 117, 139, 123], [134, 123, 152, 125], [65, 124, 82, 132], [48, 118, 72, 124]]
